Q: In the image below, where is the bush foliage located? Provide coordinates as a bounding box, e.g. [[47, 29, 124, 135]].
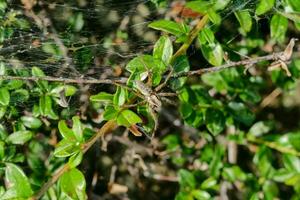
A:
[[0, 0, 300, 199]]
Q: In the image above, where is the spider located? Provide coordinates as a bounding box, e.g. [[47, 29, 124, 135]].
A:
[[132, 70, 177, 138]]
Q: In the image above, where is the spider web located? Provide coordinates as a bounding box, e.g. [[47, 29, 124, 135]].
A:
[[0, 0, 258, 113]]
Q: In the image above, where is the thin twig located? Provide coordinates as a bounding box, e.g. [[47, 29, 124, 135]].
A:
[[171, 15, 209, 62], [247, 135, 300, 156], [0, 75, 127, 85], [173, 38, 297, 78], [173, 52, 285, 78]]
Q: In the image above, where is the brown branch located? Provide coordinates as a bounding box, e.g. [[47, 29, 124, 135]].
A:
[[171, 15, 209, 62], [173, 38, 297, 78], [31, 120, 117, 200], [0, 75, 127, 85], [173, 52, 285, 78]]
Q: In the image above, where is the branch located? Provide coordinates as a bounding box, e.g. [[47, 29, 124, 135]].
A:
[[0, 75, 127, 85], [1, 39, 296, 86], [171, 15, 209, 62], [247, 135, 300, 157], [173, 38, 297, 78], [31, 120, 117, 200]]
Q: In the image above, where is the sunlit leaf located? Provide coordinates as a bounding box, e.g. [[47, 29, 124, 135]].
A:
[[59, 168, 87, 200], [6, 130, 32, 145], [270, 14, 288, 43], [149, 20, 186, 37], [0, 87, 10, 106], [21, 116, 42, 129], [235, 10, 252, 33], [3, 163, 33, 199], [256, 0, 275, 15], [117, 109, 142, 127], [153, 35, 173, 65]]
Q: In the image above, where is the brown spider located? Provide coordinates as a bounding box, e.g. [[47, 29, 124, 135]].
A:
[[133, 70, 177, 138]]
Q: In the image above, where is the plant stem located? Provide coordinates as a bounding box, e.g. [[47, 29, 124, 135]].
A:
[[173, 38, 296, 78], [173, 52, 285, 78], [0, 75, 127, 85], [171, 15, 209, 63], [31, 120, 117, 200], [247, 136, 300, 156]]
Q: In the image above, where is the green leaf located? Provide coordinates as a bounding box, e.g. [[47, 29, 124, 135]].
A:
[[0, 87, 10, 106], [72, 116, 83, 142], [235, 10, 252, 33], [153, 35, 173, 65], [270, 14, 288, 43], [10, 89, 29, 104], [170, 56, 190, 90], [32, 66, 48, 90], [263, 180, 278, 200], [113, 86, 126, 106], [288, 132, 300, 151], [70, 13, 84, 32], [21, 116, 42, 129], [6, 130, 33, 145], [175, 192, 193, 200], [59, 168, 87, 200], [192, 190, 211, 200], [149, 20, 186, 37], [39, 95, 58, 120], [58, 120, 76, 140], [54, 139, 79, 158], [249, 121, 272, 137], [3, 163, 33, 199], [103, 106, 119, 120], [209, 145, 224, 177], [0, 106, 6, 119], [200, 177, 217, 189], [68, 151, 83, 168], [198, 28, 223, 66], [126, 55, 166, 86], [228, 102, 255, 126], [273, 168, 296, 182], [0, 141, 4, 160], [286, 0, 300, 12], [222, 166, 247, 182], [255, 0, 275, 15], [50, 85, 77, 97], [282, 154, 300, 172], [6, 80, 23, 90], [208, 9, 221, 25], [213, 0, 231, 10], [186, 1, 214, 14], [180, 103, 193, 119], [117, 110, 142, 127], [90, 92, 113, 103], [239, 89, 261, 103], [205, 108, 225, 136], [178, 169, 196, 190]]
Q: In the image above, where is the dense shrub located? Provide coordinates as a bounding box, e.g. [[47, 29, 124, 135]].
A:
[[0, 0, 300, 199]]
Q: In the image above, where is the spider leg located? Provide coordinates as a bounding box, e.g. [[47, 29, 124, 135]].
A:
[[158, 92, 177, 97], [160, 97, 178, 106], [149, 107, 158, 139], [122, 100, 147, 108], [154, 66, 174, 92]]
